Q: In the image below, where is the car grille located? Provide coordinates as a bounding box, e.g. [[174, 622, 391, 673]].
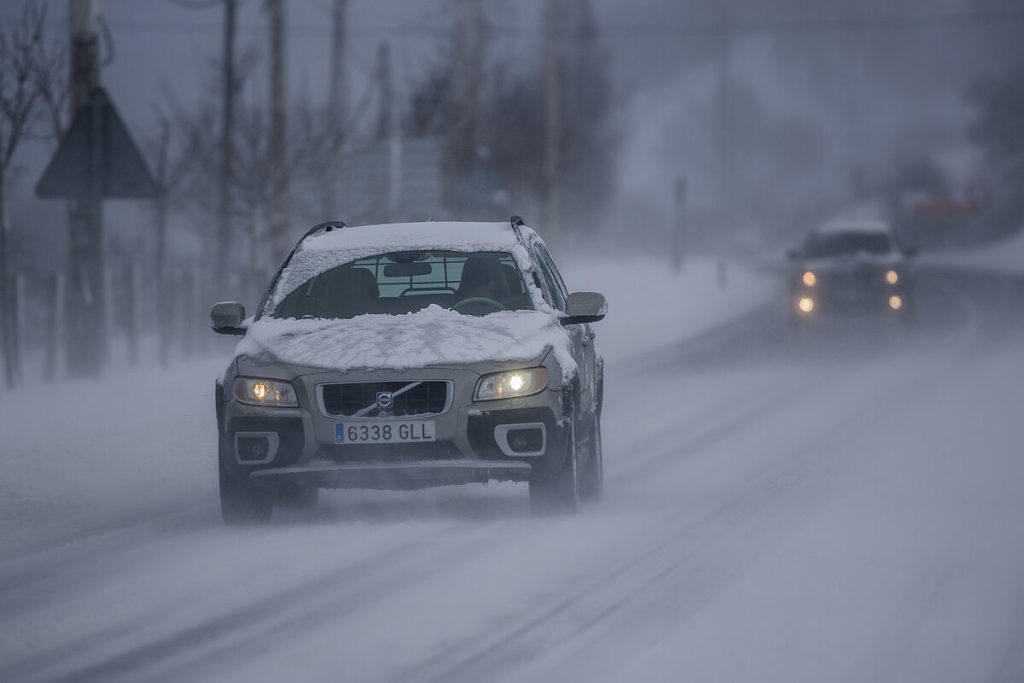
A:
[[822, 269, 881, 289], [321, 381, 449, 417]]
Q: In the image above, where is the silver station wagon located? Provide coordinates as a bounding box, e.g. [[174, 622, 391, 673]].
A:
[[211, 217, 607, 522]]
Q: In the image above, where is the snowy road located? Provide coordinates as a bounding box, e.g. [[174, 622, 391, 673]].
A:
[[2, 267, 1024, 682]]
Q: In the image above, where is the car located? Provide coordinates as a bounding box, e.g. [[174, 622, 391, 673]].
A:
[[210, 217, 607, 522], [786, 219, 915, 323]]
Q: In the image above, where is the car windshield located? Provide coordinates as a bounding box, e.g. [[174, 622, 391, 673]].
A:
[[802, 231, 893, 258], [271, 250, 533, 319]]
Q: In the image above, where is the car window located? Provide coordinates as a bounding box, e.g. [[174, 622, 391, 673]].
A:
[[803, 232, 892, 258], [532, 245, 567, 311], [272, 250, 533, 319], [535, 244, 570, 299]]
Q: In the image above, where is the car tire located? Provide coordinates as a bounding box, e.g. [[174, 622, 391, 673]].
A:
[[579, 418, 603, 502], [529, 415, 579, 514], [219, 437, 272, 524]]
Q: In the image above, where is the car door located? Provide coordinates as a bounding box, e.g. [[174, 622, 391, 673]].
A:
[[532, 243, 597, 420]]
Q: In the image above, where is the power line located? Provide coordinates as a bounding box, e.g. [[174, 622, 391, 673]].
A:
[[6, 8, 1024, 39], [588, 8, 1024, 36], [167, 0, 222, 9]]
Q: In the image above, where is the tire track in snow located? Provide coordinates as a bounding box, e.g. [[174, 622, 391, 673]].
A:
[[395, 276, 992, 683], [4, 271, 1006, 683], [2, 518, 503, 683], [0, 504, 219, 615]]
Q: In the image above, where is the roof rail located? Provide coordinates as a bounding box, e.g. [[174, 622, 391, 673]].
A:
[[301, 220, 348, 240], [509, 215, 526, 243]]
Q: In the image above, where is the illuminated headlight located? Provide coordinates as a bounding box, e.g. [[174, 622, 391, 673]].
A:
[[474, 368, 548, 401], [233, 377, 298, 407], [888, 295, 903, 311], [797, 296, 815, 314], [802, 271, 816, 287], [885, 269, 899, 285]]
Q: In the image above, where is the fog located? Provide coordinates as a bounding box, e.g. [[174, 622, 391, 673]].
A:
[[2, 1, 1024, 681]]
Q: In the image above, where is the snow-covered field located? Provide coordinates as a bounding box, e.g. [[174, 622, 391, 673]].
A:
[[2, 252, 1024, 683]]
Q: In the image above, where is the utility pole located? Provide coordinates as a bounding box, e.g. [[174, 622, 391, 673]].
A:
[[375, 42, 400, 219], [36, 2, 155, 379], [715, 0, 734, 233], [154, 118, 171, 366], [672, 176, 688, 272], [67, 0, 104, 377], [0, 187, 15, 387], [544, 0, 561, 243], [324, 0, 346, 219], [218, 0, 236, 294], [375, 42, 391, 142], [267, 0, 287, 261], [457, 0, 483, 156]]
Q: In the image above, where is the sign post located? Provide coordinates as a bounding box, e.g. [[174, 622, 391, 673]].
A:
[[35, 85, 158, 375]]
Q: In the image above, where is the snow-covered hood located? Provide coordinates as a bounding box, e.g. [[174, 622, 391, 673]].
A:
[[235, 305, 575, 375]]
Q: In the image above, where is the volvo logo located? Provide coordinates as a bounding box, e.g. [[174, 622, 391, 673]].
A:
[[376, 391, 394, 409]]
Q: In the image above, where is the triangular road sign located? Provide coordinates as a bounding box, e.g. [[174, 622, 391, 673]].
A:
[[35, 86, 159, 199]]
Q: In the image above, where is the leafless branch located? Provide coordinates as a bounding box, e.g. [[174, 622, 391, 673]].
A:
[[0, 0, 47, 170]]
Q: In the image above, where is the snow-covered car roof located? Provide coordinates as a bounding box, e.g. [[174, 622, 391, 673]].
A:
[[301, 220, 529, 255], [814, 218, 892, 236]]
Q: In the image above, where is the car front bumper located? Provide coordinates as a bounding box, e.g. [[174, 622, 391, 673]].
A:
[[219, 363, 573, 491], [250, 459, 533, 491]]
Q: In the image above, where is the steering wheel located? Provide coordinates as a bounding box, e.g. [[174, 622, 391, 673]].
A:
[[451, 297, 506, 315]]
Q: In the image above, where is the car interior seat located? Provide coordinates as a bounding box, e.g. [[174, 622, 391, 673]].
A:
[[455, 254, 510, 302]]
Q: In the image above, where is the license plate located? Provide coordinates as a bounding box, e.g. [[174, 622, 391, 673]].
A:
[[335, 421, 436, 445]]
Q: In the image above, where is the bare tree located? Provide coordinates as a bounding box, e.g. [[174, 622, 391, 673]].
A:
[[967, 64, 1024, 240], [0, 1, 50, 387], [30, 10, 69, 145]]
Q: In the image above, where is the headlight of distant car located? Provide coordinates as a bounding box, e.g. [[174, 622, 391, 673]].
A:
[[885, 269, 899, 285], [802, 271, 816, 287], [474, 368, 548, 401], [233, 377, 299, 407]]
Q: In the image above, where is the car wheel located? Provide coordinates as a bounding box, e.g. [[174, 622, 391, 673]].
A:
[[529, 415, 579, 514], [219, 436, 272, 524], [579, 418, 603, 502]]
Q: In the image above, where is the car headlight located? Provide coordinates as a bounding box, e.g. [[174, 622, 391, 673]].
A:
[[474, 368, 548, 401], [802, 271, 816, 287], [233, 377, 299, 407], [885, 269, 899, 285]]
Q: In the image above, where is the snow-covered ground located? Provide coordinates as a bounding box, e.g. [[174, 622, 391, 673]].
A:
[[2, 253, 1024, 683], [917, 226, 1024, 276], [0, 257, 768, 551]]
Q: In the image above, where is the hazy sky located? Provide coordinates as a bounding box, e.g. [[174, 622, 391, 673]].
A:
[[9, 0, 1023, 250]]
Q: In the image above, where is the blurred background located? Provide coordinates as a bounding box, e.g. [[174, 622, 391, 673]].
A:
[[1, 0, 1022, 384]]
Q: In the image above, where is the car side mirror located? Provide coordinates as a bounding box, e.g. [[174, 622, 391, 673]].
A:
[[560, 291, 607, 325], [210, 301, 248, 335]]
